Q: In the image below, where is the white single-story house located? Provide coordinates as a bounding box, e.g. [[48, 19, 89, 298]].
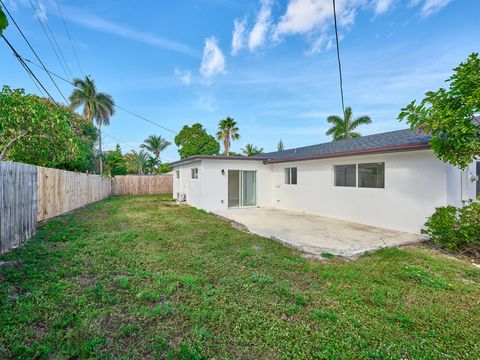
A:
[[171, 129, 479, 234]]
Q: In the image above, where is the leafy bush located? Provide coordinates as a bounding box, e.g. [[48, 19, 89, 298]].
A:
[[423, 202, 480, 255], [0, 86, 97, 171]]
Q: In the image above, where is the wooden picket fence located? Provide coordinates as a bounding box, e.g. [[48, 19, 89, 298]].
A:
[[112, 175, 173, 196], [0, 162, 38, 255], [0, 161, 172, 254]]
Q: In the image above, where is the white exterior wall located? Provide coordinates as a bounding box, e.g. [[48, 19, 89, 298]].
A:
[[270, 150, 447, 234], [200, 159, 273, 211], [172, 151, 478, 234], [172, 160, 202, 208], [173, 159, 272, 212]]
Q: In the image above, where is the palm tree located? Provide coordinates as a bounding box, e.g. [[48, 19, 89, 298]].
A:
[[140, 135, 171, 167], [69, 76, 115, 174], [216, 117, 240, 156], [241, 144, 264, 157], [125, 150, 149, 175], [325, 107, 372, 141]]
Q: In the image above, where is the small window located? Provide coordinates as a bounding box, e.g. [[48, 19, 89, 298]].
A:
[[285, 167, 297, 185], [334, 164, 356, 187], [176, 170, 180, 179], [358, 162, 384, 188], [191, 168, 198, 179]]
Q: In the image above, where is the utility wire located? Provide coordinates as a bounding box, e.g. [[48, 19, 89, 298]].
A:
[[0, 0, 68, 103], [2, 35, 56, 102], [28, 0, 73, 80], [23, 57, 179, 135], [54, 0, 84, 76], [332, 0, 346, 118]]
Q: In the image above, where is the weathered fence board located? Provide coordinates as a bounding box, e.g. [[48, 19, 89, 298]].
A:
[[112, 175, 173, 196], [1, 162, 173, 254], [0, 162, 38, 254], [37, 167, 111, 222]]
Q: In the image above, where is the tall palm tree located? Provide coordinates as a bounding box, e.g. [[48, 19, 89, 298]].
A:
[[69, 76, 115, 174], [125, 150, 149, 175], [216, 117, 240, 156], [325, 107, 372, 141], [241, 144, 264, 157], [140, 134, 171, 167]]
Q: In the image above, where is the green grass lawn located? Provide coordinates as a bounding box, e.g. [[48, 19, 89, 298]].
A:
[[1, 195, 479, 359]]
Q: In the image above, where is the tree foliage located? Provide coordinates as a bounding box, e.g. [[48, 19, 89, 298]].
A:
[[217, 117, 240, 156], [277, 139, 284, 151], [174, 123, 220, 159], [399, 53, 480, 169], [326, 107, 372, 141], [125, 150, 149, 174], [0, 86, 96, 171], [69, 77, 115, 123], [140, 134, 171, 165], [0, 5, 8, 35], [104, 144, 127, 176], [241, 144, 264, 156]]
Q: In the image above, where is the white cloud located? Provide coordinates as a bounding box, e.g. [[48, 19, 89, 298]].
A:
[[373, 0, 394, 14], [196, 94, 217, 112], [174, 67, 192, 85], [273, 0, 336, 38], [273, 0, 362, 52], [200, 37, 226, 78], [231, 18, 247, 55], [58, 4, 197, 56], [248, 0, 273, 51], [420, 0, 452, 16], [34, 1, 48, 21]]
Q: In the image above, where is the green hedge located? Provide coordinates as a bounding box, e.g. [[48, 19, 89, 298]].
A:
[[423, 201, 480, 256]]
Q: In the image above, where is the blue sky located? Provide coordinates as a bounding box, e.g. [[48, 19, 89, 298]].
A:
[[1, 0, 479, 162]]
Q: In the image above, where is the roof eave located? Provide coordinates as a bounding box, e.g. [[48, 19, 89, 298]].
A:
[[169, 155, 269, 166], [264, 143, 431, 164]]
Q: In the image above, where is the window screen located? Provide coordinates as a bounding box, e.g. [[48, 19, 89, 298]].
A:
[[358, 163, 384, 188], [285, 168, 297, 185], [334, 165, 356, 187]]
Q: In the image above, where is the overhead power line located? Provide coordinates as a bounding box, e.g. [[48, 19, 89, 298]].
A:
[[54, 0, 84, 76], [332, 0, 346, 118], [0, 0, 68, 103], [22, 57, 179, 135], [2, 35, 56, 102], [28, 0, 73, 80]]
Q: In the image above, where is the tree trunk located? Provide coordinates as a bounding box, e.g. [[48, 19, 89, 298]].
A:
[[0, 131, 26, 161], [98, 123, 103, 175], [225, 138, 230, 156]]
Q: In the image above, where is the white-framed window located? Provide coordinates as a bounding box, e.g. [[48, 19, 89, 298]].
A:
[[176, 170, 180, 179], [334, 164, 356, 187], [358, 162, 385, 188], [191, 168, 198, 179], [333, 162, 385, 189], [285, 167, 297, 185]]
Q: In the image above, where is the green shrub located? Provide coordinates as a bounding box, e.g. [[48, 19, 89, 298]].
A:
[[423, 202, 480, 255]]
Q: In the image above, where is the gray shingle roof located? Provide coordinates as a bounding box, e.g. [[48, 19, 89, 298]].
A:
[[170, 129, 431, 166], [256, 129, 431, 162]]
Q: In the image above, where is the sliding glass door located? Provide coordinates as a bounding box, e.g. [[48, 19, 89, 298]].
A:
[[242, 171, 256, 207], [228, 170, 256, 208]]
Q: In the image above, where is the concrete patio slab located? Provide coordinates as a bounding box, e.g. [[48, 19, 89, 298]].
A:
[[215, 208, 426, 258]]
